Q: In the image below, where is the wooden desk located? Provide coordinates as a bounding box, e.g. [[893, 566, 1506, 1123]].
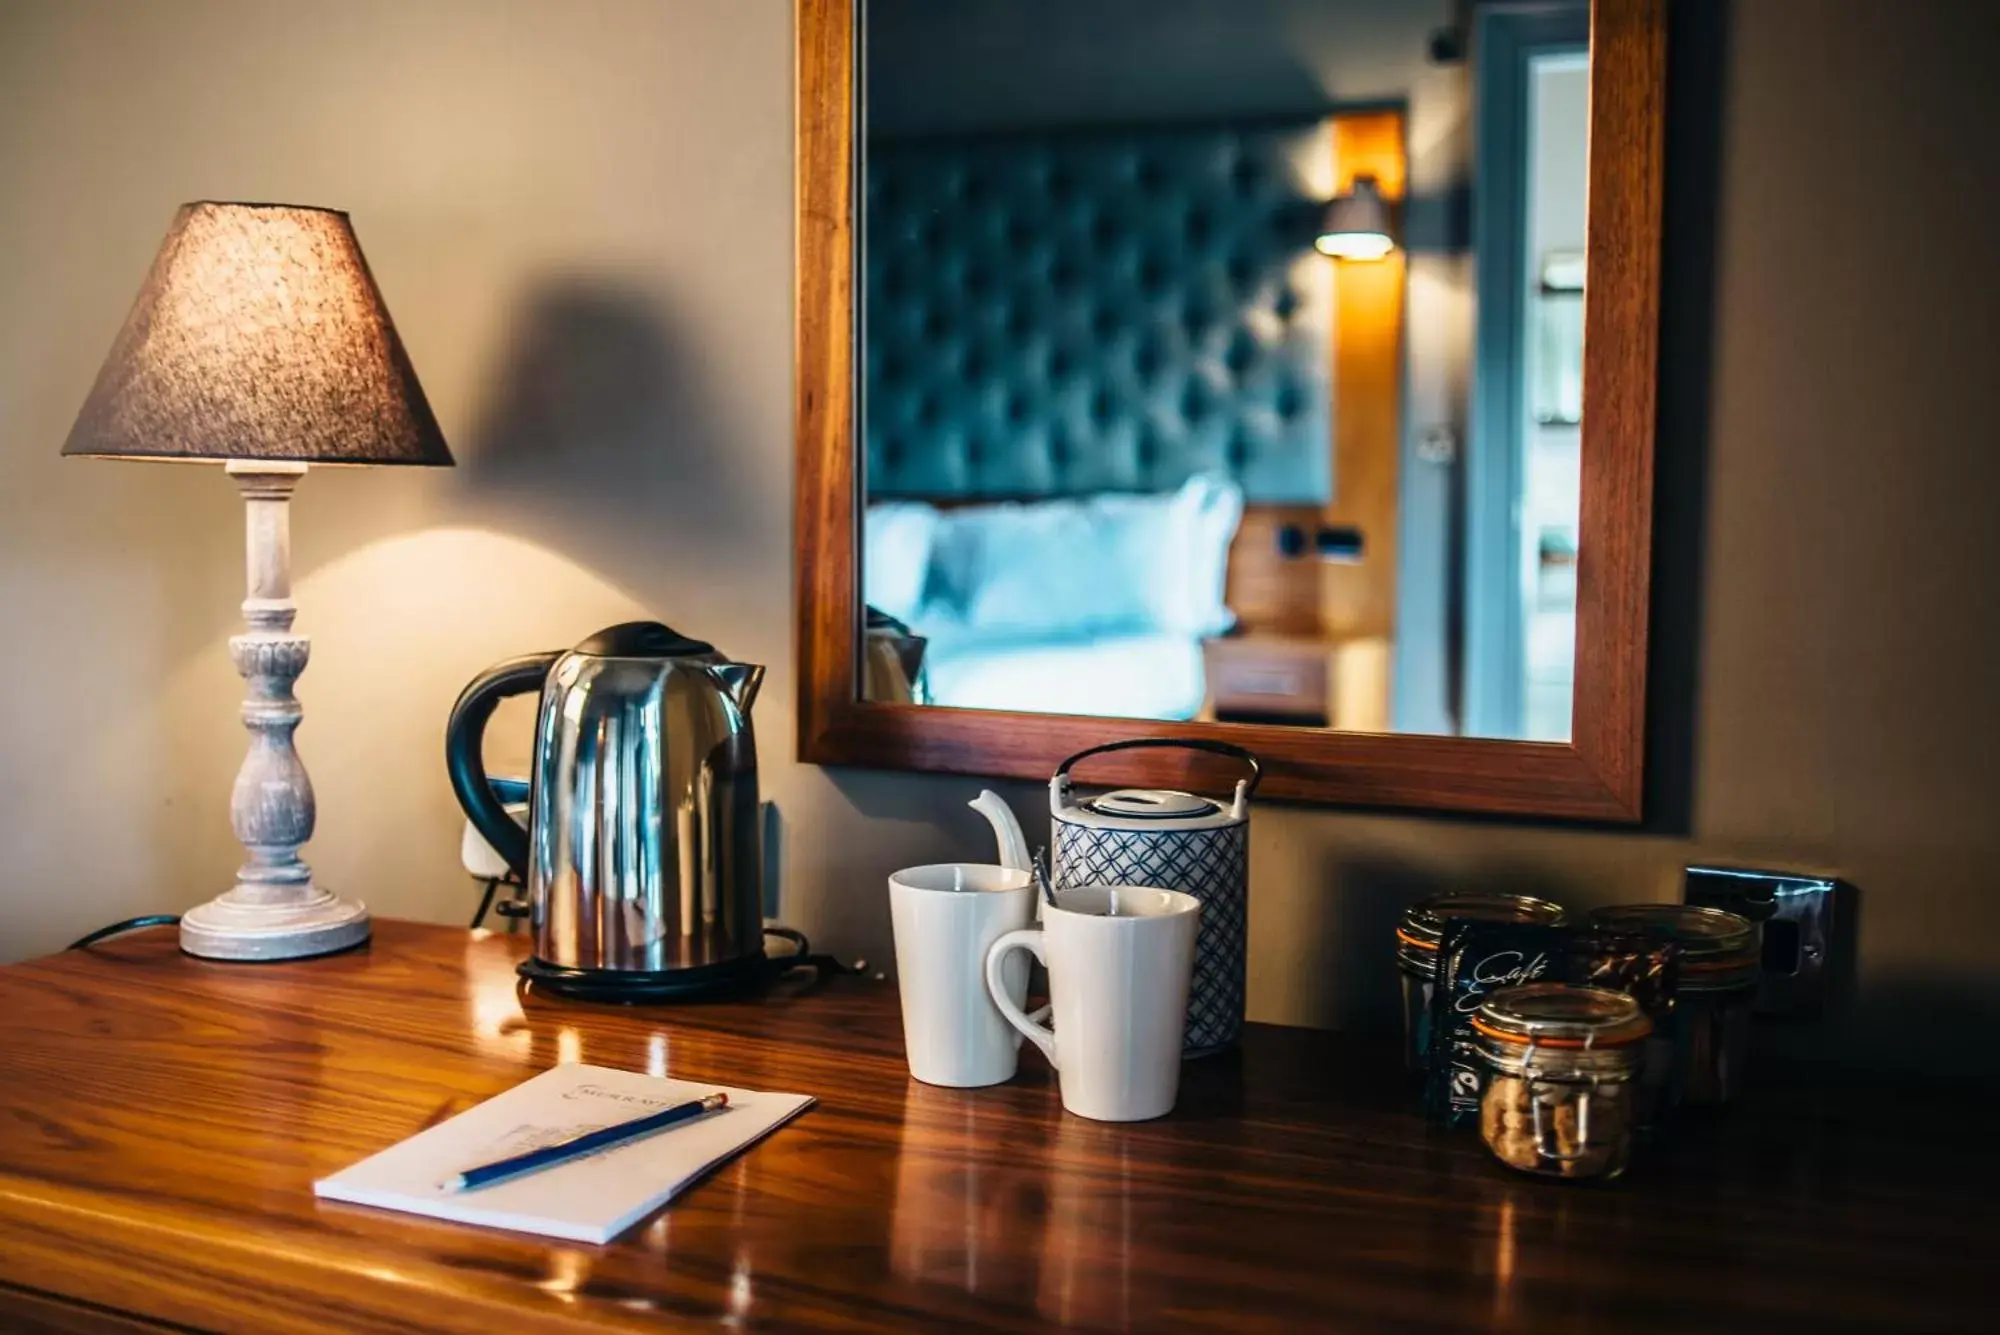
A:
[[0, 919, 1991, 1333]]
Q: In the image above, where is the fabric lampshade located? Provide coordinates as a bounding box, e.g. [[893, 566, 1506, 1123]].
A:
[[62, 201, 452, 466]]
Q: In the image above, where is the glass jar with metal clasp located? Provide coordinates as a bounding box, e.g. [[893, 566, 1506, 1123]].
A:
[[1590, 904, 1761, 1107], [1475, 984, 1651, 1181], [1396, 893, 1568, 1074]]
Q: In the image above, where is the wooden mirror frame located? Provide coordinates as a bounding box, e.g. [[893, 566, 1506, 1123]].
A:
[[796, 0, 1665, 820]]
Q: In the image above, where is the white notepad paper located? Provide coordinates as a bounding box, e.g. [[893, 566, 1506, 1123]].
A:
[[314, 1064, 815, 1244]]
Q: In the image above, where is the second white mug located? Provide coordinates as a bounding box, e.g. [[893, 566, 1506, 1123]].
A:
[[985, 885, 1202, 1122]]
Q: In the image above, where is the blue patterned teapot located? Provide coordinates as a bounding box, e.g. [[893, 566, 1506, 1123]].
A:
[[1047, 739, 1261, 1057]]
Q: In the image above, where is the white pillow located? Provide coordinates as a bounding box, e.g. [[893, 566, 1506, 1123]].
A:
[[954, 498, 1152, 635], [862, 502, 939, 624], [1089, 474, 1243, 636], [918, 475, 1243, 639]]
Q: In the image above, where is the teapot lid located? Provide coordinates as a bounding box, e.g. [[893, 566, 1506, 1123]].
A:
[[1057, 785, 1244, 831], [573, 621, 715, 659], [1086, 789, 1221, 820]]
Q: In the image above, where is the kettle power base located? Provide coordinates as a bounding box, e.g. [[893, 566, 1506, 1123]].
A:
[[515, 954, 785, 1003]]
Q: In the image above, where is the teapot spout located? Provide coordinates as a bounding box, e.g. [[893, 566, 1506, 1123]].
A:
[[711, 662, 765, 716], [969, 789, 1032, 872]]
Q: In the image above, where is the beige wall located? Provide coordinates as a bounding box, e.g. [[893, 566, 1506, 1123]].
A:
[[3, 0, 1996, 1065]]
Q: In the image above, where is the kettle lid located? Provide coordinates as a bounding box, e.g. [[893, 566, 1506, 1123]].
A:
[[573, 621, 715, 658]]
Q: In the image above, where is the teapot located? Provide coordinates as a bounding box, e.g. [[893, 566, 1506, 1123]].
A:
[[971, 739, 1261, 1056]]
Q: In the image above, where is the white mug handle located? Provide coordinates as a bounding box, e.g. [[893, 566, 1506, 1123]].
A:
[[985, 928, 1056, 1068]]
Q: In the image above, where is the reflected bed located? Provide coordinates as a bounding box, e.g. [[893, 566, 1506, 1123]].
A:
[[920, 628, 1208, 721], [863, 476, 1242, 720]]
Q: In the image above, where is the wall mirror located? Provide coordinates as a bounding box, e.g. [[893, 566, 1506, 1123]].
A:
[[798, 0, 1664, 819]]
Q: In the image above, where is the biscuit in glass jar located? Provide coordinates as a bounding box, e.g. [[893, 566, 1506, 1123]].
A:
[[1473, 984, 1648, 1181]]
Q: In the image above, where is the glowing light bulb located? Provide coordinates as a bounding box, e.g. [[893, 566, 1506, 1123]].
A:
[[1315, 230, 1396, 261]]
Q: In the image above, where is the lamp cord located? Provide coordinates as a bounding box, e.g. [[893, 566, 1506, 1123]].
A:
[[67, 915, 181, 950], [63, 916, 858, 976]]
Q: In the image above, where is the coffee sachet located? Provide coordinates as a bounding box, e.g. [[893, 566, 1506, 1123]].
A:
[[1424, 922, 1679, 1127]]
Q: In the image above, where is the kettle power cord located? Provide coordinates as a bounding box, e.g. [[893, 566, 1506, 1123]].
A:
[[764, 925, 864, 982], [66, 917, 868, 981]]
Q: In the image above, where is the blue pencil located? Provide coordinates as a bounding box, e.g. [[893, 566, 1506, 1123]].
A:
[[444, 1091, 730, 1193]]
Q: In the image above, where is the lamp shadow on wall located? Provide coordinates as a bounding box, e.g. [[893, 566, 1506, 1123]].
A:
[[447, 275, 775, 609], [162, 274, 770, 645]]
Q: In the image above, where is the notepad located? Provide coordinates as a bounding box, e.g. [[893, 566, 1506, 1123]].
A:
[[313, 1064, 815, 1243]]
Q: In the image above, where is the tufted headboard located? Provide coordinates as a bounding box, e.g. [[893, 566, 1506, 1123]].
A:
[[863, 118, 1334, 504]]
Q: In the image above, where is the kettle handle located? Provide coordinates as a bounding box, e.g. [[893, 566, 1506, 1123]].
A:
[[445, 653, 560, 879], [1053, 738, 1263, 798]]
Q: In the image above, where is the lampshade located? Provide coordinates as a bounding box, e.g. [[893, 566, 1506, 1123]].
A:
[[1315, 175, 1398, 262], [62, 201, 452, 465]]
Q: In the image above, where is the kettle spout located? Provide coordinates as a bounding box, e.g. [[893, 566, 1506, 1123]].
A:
[[969, 789, 1032, 872], [712, 662, 766, 716]]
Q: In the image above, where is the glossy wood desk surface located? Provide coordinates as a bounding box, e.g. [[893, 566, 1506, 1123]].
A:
[[1, 919, 1992, 1334]]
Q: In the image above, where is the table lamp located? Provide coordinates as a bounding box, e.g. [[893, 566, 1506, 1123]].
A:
[[62, 201, 453, 961]]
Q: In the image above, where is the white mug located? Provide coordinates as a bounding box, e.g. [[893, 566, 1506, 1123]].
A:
[[889, 863, 1039, 1087], [985, 885, 1201, 1121]]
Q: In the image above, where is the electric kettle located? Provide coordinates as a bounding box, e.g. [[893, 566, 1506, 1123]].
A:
[[446, 621, 802, 1000], [862, 607, 930, 705]]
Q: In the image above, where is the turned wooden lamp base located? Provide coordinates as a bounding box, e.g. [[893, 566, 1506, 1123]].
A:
[[181, 888, 369, 962], [179, 462, 370, 963]]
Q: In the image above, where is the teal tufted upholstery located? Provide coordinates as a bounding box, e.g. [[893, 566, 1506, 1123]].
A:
[[864, 120, 1333, 504]]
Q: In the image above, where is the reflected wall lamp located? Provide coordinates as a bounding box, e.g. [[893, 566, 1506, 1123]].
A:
[[62, 201, 453, 961], [1315, 174, 1399, 261]]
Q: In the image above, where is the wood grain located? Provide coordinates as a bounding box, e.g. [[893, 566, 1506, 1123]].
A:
[[1571, 0, 1667, 818], [1221, 504, 1323, 637], [795, 0, 861, 750], [794, 0, 1666, 821], [1226, 110, 1407, 651], [3, 919, 1995, 1334], [1221, 115, 1408, 661], [0, 1283, 180, 1334], [1322, 110, 1405, 667]]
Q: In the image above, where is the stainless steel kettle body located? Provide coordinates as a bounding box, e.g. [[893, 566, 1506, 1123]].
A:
[[447, 622, 769, 994]]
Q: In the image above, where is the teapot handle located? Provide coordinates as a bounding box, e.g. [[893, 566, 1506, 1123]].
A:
[[445, 653, 560, 879], [1053, 738, 1263, 799]]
